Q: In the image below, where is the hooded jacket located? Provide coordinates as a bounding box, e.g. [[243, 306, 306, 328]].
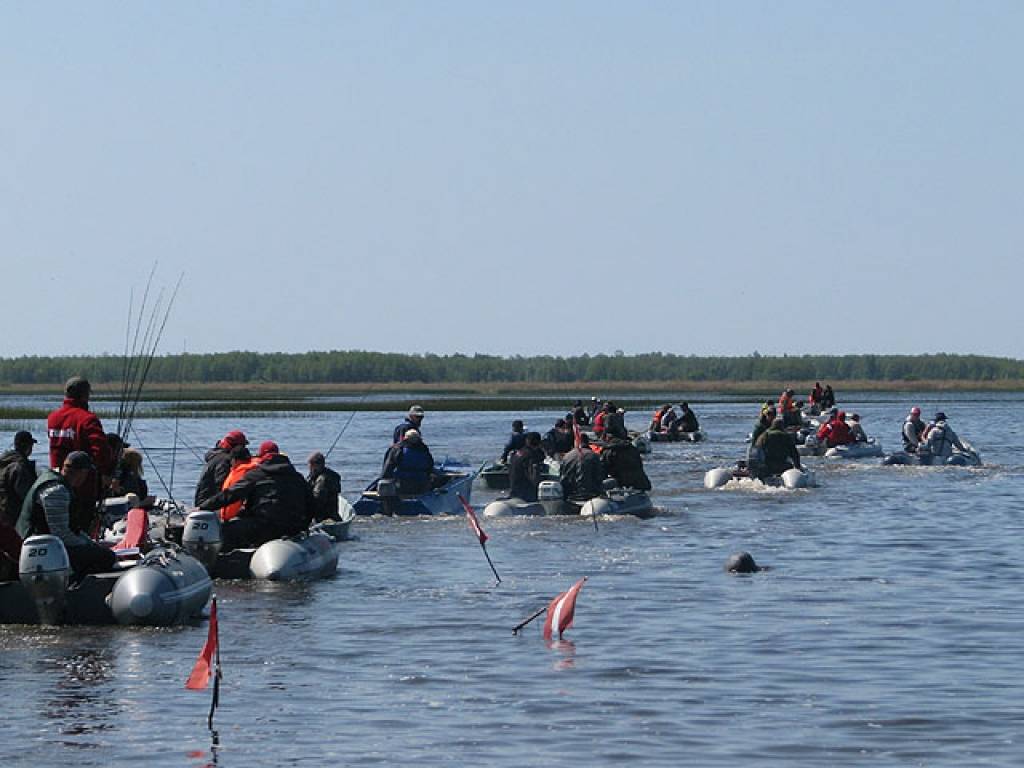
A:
[[46, 397, 113, 474], [194, 446, 233, 507], [600, 440, 652, 491], [0, 449, 37, 526]]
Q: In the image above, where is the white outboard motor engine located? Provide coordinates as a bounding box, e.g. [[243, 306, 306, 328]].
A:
[[181, 510, 222, 574], [537, 480, 564, 516], [18, 535, 70, 625]]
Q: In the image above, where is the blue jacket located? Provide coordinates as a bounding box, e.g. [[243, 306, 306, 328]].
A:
[[500, 431, 526, 462]]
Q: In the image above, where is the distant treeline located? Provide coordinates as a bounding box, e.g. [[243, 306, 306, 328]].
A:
[[0, 351, 1022, 385]]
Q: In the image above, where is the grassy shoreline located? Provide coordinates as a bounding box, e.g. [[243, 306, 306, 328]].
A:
[[1, 379, 1021, 421], [3, 378, 1024, 400]]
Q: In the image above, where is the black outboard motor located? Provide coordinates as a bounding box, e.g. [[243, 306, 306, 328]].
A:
[[377, 478, 399, 516], [181, 510, 223, 573], [18, 534, 70, 625]]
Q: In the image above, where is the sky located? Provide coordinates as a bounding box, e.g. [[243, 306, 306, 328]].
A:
[[2, 2, 1021, 359]]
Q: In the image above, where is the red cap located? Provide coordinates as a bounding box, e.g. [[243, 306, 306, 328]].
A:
[[258, 440, 279, 457], [221, 430, 248, 449]]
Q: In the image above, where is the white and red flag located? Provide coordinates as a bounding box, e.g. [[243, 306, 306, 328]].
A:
[[573, 422, 582, 449], [458, 493, 488, 545], [543, 577, 587, 640], [186, 596, 218, 690]]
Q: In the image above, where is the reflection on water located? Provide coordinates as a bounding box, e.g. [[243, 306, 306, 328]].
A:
[[1, 394, 1024, 766]]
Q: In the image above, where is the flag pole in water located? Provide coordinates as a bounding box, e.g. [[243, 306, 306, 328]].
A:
[[457, 493, 501, 585], [186, 594, 222, 729], [512, 577, 588, 638]]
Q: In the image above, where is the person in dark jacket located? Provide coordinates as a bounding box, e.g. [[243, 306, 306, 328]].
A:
[[542, 419, 574, 458], [199, 443, 314, 551], [392, 405, 425, 444], [307, 451, 342, 522], [194, 430, 248, 507], [750, 407, 776, 446], [600, 437, 652, 491], [500, 419, 527, 463], [560, 435, 605, 502], [111, 447, 150, 501], [508, 433, 547, 502], [381, 429, 435, 495], [0, 431, 38, 527], [604, 404, 628, 440], [18, 451, 116, 577], [821, 385, 836, 409], [754, 419, 802, 478], [571, 400, 589, 426], [669, 402, 700, 435]]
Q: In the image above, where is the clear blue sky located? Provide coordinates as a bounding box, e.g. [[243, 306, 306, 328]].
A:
[[2, 2, 1021, 359]]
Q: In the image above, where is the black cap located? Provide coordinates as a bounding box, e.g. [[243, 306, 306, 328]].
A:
[[14, 430, 37, 445], [512, 419, 524, 430], [63, 451, 93, 470], [934, 412, 947, 422], [65, 376, 91, 399]]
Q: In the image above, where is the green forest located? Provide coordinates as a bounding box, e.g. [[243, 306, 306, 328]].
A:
[[0, 351, 1022, 386]]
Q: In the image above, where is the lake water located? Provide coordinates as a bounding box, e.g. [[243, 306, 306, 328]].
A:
[[1, 392, 1022, 766]]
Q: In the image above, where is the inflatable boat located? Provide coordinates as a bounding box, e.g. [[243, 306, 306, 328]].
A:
[[477, 458, 560, 490], [353, 464, 476, 516], [825, 439, 884, 459], [704, 465, 816, 490], [482, 497, 547, 517], [1, 534, 211, 626], [646, 429, 705, 443], [180, 510, 341, 581], [883, 441, 982, 467]]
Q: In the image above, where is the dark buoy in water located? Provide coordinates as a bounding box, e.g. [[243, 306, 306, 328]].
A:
[[725, 551, 762, 574]]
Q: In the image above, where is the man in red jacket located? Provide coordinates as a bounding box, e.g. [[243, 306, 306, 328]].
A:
[[47, 376, 114, 531], [816, 410, 855, 448]]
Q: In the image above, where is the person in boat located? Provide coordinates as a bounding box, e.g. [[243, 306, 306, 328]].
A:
[[17, 451, 117, 577], [809, 382, 824, 410], [47, 376, 116, 532], [199, 442, 314, 551], [751, 407, 776, 446], [381, 429, 436, 496], [571, 400, 589, 426], [604, 404, 629, 441], [600, 436, 652, 491], [111, 447, 151, 503], [500, 419, 527, 463], [307, 451, 342, 522], [194, 430, 249, 507], [47, 377, 114, 477], [592, 402, 610, 438], [542, 419, 574, 458], [218, 445, 261, 522], [560, 434, 605, 502], [754, 418, 802, 478], [848, 414, 869, 443], [821, 385, 836, 409], [586, 397, 602, 423], [901, 406, 927, 453], [649, 405, 672, 433], [777, 388, 798, 423], [508, 432, 547, 502], [672, 402, 700, 435], [816, 410, 855, 448], [0, 431, 38, 528], [393, 405, 425, 444], [920, 412, 968, 462]]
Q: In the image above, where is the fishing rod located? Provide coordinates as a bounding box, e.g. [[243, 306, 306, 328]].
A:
[[168, 341, 186, 505], [129, 424, 173, 502], [117, 264, 158, 436], [324, 387, 374, 461]]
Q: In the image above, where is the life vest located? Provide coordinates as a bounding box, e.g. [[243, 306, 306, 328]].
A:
[[593, 411, 607, 435], [220, 458, 262, 521], [395, 444, 433, 480], [778, 393, 795, 413]]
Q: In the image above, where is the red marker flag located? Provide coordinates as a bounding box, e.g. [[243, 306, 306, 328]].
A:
[[573, 422, 582, 449], [458, 493, 488, 545], [543, 577, 587, 640], [186, 596, 218, 690]]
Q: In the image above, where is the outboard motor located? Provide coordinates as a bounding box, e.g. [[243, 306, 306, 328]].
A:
[[377, 478, 399, 516], [537, 480, 564, 516], [18, 535, 70, 625], [182, 510, 222, 574]]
